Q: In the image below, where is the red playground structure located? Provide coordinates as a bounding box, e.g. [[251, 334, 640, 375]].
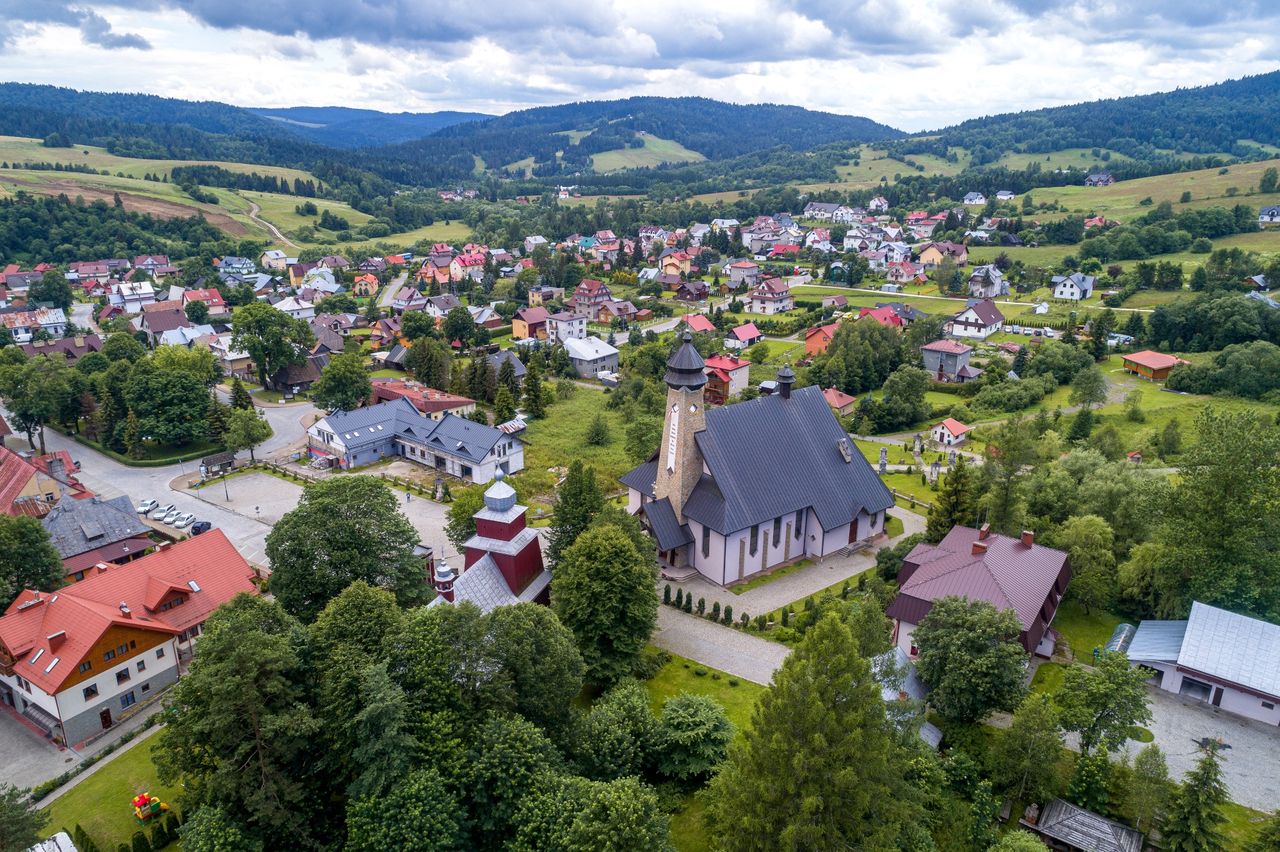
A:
[[132, 792, 170, 825]]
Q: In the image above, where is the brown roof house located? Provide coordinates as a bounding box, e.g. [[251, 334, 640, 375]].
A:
[[888, 524, 1070, 658]]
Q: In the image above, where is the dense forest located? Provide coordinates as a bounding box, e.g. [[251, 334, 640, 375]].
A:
[[248, 106, 490, 148], [0, 192, 229, 265], [899, 71, 1280, 165]]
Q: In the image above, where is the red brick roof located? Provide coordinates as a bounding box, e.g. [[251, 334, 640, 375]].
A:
[[858, 306, 904, 328], [371, 378, 475, 415], [935, 418, 972, 437], [823, 387, 857, 409], [0, 530, 256, 693], [704, 354, 750, 373]]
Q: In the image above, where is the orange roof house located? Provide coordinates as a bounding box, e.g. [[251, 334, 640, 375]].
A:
[[0, 531, 256, 744], [822, 387, 858, 417], [0, 447, 91, 517], [682, 314, 716, 334], [1121, 350, 1189, 382], [805, 322, 841, 357]]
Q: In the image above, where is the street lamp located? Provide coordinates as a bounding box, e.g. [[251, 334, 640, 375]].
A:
[[222, 474, 230, 502]]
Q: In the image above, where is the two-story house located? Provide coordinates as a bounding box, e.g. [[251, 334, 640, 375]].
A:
[[546, 311, 588, 343], [948, 299, 1004, 340], [746, 278, 793, 315], [921, 339, 982, 382]]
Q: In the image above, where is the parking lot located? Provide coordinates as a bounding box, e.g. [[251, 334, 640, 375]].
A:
[[0, 707, 78, 790]]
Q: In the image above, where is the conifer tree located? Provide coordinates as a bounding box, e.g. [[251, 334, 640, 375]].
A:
[[229, 377, 253, 410], [1163, 742, 1229, 852], [522, 358, 546, 419], [926, 455, 976, 542], [547, 461, 604, 564]]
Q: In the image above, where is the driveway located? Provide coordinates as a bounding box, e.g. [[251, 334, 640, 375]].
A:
[[0, 707, 78, 790], [377, 272, 408, 310], [651, 606, 788, 686], [1122, 688, 1280, 811]]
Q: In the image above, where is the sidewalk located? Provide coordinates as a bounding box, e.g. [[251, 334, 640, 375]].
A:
[[651, 607, 789, 686]]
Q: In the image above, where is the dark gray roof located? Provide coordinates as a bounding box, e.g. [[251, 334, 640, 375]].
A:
[[678, 385, 893, 534], [321, 398, 510, 464], [1125, 620, 1186, 663], [1031, 799, 1143, 852], [488, 349, 527, 379], [41, 495, 150, 559], [665, 331, 707, 390], [385, 343, 410, 367], [620, 459, 658, 497], [643, 497, 693, 550], [416, 412, 507, 464]]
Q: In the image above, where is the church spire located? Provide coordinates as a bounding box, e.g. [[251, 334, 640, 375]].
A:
[[664, 330, 706, 390], [655, 331, 706, 522]]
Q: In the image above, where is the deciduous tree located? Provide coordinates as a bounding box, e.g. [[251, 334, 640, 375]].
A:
[[1056, 651, 1152, 755], [345, 767, 466, 852], [484, 603, 584, 738], [914, 597, 1029, 723], [223, 408, 272, 463], [991, 693, 1064, 801], [1056, 514, 1117, 615], [1125, 743, 1172, 833], [310, 352, 372, 411], [231, 301, 314, 389], [0, 516, 63, 606]]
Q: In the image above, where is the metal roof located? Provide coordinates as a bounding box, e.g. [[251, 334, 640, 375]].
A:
[[1125, 620, 1187, 663], [564, 336, 619, 361], [643, 498, 694, 551], [1178, 602, 1280, 698], [318, 398, 508, 463]]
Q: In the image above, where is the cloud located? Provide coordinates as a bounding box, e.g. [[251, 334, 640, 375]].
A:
[[0, 2, 151, 50]]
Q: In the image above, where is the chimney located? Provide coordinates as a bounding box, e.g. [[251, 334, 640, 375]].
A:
[[47, 630, 66, 650], [978, 523, 990, 541], [1021, 530, 1035, 547], [118, 601, 132, 619], [433, 559, 457, 603], [972, 541, 988, 556], [46, 457, 65, 481]]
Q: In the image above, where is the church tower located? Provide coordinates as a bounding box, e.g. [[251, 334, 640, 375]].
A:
[[654, 330, 706, 521]]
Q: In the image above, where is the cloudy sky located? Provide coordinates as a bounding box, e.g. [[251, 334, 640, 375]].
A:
[[0, 1, 1276, 131]]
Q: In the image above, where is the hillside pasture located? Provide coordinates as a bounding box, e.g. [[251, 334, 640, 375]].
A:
[[591, 133, 706, 172]]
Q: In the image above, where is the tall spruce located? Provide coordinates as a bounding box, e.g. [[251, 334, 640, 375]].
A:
[[1163, 741, 1229, 852], [522, 358, 546, 419], [704, 613, 923, 849], [926, 455, 976, 542], [546, 461, 604, 564]]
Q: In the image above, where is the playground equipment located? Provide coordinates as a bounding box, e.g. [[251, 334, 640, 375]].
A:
[[131, 792, 170, 825]]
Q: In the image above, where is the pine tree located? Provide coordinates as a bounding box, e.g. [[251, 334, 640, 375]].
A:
[[230, 377, 253, 410], [1163, 742, 1228, 852], [585, 413, 610, 446], [497, 357, 520, 400], [546, 461, 604, 564], [494, 386, 516, 424], [925, 455, 976, 542], [523, 359, 546, 419], [704, 614, 922, 849], [1067, 408, 1094, 442], [124, 408, 143, 459], [206, 397, 230, 443], [1010, 346, 1028, 375]]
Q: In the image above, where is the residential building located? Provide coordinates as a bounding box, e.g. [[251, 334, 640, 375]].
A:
[[725, 322, 763, 351], [868, 196, 889, 213], [967, 265, 1009, 299], [20, 335, 102, 364], [930, 418, 972, 446], [1121, 601, 1280, 725], [1084, 172, 1115, 186], [424, 294, 461, 319], [527, 285, 564, 307], [215, 256, 255, 277], [429, 474, 550, 614], [962, 192, 986, 206], [1259, 206, 1280, 227], [0, 447, 91, 517], [682, 314, 716, 335], [889, 525, 1070, 657], [273, 296, 316, 321], [675, 280, 709, 302], [351, 274, 380, 297], [307, 398, 522, 482], [710, 218, 739, 232], [1121, 350, 1188, 381], [822, 387, 857, 417], [703, 354, 750, 405], [921, 339, 981, 383], [995, 190, 1016, 201], [563, 336, 619, 378], [596, 299, 638, 324], [746, 278, 793, 315], [158, 324, 215, 348], [948, 299, 1004, 339], [523, 235, 548, 254], [511, 307, 549, 341], [917, 241, 969, 268], [136, 309, 190, 347], [804, 322, 841, 357], [621, 339, 893, 585], [1051, 272, 1096, 301], [0, 531, 256, 745], [802, 201, 841, 220], [258, 250, 289, 271], [568, 279, 613, 320], [181, 288, 228, 318], [1, 309, 68, 343], [487, 350, 527, 382], [387, 287, 425, 315], [857, 306, 905, 329], [822, 294, 848, 310], [546, 311, 587, 343], [199, 333, 252, 379], [133, 255, 171, 275], [41, 496, 152, 582], [370, 379, 476, 420]]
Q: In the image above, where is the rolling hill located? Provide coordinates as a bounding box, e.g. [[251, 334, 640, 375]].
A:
[[248, 106, 491, 147]]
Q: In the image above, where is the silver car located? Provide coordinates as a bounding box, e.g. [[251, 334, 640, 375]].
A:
[[172, 512, 196, 529], [160, 507, 184, 524], [136, 498, 159, 515], [150, 503, 176, 520]]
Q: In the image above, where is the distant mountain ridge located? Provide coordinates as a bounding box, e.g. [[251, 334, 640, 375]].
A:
[[248, 106, 492, 148]]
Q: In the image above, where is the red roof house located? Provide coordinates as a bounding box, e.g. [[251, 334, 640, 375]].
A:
[[1121, 350, 1189, 382], [804, 322, 841, 356], [858, 306, 905, 329], [822, 387, 858, 416], [682, 314, 716, 334]]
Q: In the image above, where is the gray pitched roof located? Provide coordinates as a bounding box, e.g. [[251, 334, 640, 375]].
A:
[[41, 495, 150, 559], [1178, 602, 1280, 698], [427, 553, 552, 614], [676, 385, 893, 534], [488, 349, 527, 379], [321, 398, 510, 465], [643, 497, 693, 550], [1031, 799, 1143, 852], [1125, 619, 1187, 663], [416, 413, 507, 464]]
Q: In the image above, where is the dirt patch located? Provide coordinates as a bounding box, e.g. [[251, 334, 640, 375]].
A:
[[2, 176, 250, 237]]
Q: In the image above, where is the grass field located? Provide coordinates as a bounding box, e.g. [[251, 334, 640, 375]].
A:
[[592, 133, 705, 172], [0, 135, 318, 185], [44, 736, 180, 852], [520, 388, 632, 496], [240, 189, 472, 250], [993, 147, 1132, 173]]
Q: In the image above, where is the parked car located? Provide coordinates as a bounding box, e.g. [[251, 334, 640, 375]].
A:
[[150, 503, 176, 520], [160, 507, 184, 524], [190, 521, 212, 535], [136, 499, 159, 515], [172, 512, 196, 529]]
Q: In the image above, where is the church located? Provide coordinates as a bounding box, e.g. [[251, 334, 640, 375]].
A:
[[621, 332, 894, 586]]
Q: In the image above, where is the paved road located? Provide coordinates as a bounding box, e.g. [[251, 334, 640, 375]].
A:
[[791, 282, 1158, 314], [377, 272, 408, 310], [246, 200, 298, 249], [0, 708, 78, 790], [70, 302, 98, 335]]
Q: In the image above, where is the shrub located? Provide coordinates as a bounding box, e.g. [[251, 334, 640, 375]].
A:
[[711, 672, 721, 680], [754, 614, 767, 630], [781, 608, 790, 627], [632, 646, 671, 680], [696, 597, 705, 615], [131, 831, 151, 852], [711, 601, 721, 621], [674, 588, 684, 608], [841, 581, 851, 598], [722, 605, 733, 624], [728, 679, 739, 687], [740, 613, 750, 627], [694, 667, 708, 677], [663, 584, 671, 605]]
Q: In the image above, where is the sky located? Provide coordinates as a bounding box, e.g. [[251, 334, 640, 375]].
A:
[[0, 1, 1277, 131]]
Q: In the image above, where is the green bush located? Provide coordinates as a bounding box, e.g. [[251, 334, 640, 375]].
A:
[[131, 831, 152, 852], [696, 596, 705, 615], [693, 667, 707, 677], [682, 596, 692, 613], [663, 584, 671, 604], [722, 605, 733, 624], [711, 601, 721, 621], [674, 588, 683, 608], [728, 679, 739, 687]]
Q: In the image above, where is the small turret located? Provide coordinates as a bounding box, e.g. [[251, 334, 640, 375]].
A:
[[433, 558, 457, 602], [664, 330, 707, 391], [776, 364, 795, 399]]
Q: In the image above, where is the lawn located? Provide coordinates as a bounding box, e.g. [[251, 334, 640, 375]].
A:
[[1029, 661, 1068, 696], [520, 388, 633, 496], [591, 133, 705, 172], [44, 736, 180, 852], [884, 514, 905, 538], [1223, 801, 1269, 849], [880, 471, 940, 509], [1052, 599, 1124, 661], [644, 653, 764, 732]]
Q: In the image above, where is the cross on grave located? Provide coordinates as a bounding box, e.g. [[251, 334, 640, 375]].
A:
[[948, 449, 957, 466], [879, 446, 888, 475], [930, 460, 942, 482]]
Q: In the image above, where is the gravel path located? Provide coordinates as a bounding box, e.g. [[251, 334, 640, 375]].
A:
[[651, 607, 789, 686]]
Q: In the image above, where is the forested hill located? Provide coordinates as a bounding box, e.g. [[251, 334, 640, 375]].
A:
[[906, 70, 1280, 165], [248, 106, 492, 148]]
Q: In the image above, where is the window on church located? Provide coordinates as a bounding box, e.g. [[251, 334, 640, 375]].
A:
[[701, 525, 710, 558], [773, 517, 781, 545], [749, 525, 759, 555], [795, 511, 803, 538]]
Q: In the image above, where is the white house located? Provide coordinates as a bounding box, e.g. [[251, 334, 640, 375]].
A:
[[1124, 601, 1280, 726], [0, 308, 67, 343], [711, 218, 740, 232], [931, 418, 972, 446], [995, 190, 1016, 201], [746, 278, 793, 315], [963, 192, 987, 206], [546, 311, 587, 343], [1052, 272, 1096, 301], [949, 299, 1004, 340], [273, 296, 315, 320], [1259, 206, 1280, 227], [968, 265, 1009, 299], [108, 282, 156, 313], [868, 196, 889, 213], [563, 336, 619, 378]]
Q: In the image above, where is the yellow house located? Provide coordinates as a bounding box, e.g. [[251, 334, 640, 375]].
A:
[[511, 307, 550, 341], [918, 241, 968, 268], [0, 446, 89, 515], [660, 250, 692, 277]]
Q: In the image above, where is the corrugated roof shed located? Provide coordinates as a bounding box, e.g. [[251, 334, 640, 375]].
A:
[[1179, 602, 1280, 699], [1126, 620, 1187, 663]]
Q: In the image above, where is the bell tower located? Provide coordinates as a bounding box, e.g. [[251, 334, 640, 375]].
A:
[[654, 331, 706, 521]]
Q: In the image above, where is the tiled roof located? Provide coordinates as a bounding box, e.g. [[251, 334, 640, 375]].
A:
[[1178, 602, 1280, 699], [1123, 350, 1186, 370], [892, 526, 1066, 631], [822, 387, 857, 409], [0, 530, 256, 693], [683, 314, 716, 334], [922, 339, 971, 354]]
